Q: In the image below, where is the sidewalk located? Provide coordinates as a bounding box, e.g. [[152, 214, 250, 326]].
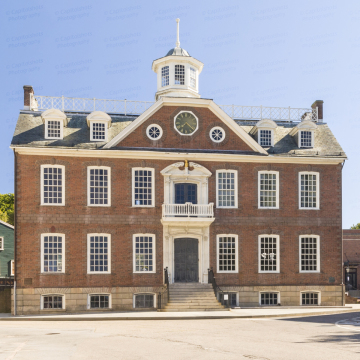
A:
[[1, 305, 359, 321]]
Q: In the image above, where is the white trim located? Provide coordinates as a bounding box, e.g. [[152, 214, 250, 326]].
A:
[[90, 121, 109, 142], [300, 290, 321, 306], [133, 234, 156, 274], [210, 126, 226, 143], [146, 124, 163, 140], [12, 146, 346, 165], [216, 170, 238, 208], [41, 233, 65, 274], [133, 292, 157, 308], [10, 260, 14, 276], [0, 220, 14, 229], [40, 294, 66, 310], [104, 97, 268, 154], [258, 235, 280, 273], [174, 110, 199, 136], [259, 291, 281, 306], [216, 234, 238, 273], [299, 172, 320, 210], [132, 168, 155, 207], [87, 166, 111, 207], [87, 293, 112, 309], [0, 237, 3, 251], [87, 233, 111, 274], [259, 129, 274, 147], [44, 119, 64, 140], [258, 171, 279, 209], [40, 164, 65, 206], [298, 130, 314, 148], [299, 235, 320, 273]]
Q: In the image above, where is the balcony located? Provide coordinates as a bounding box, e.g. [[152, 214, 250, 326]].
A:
[[161, 203, 215, 227]]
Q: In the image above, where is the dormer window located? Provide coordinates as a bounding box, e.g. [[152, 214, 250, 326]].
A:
[[250, 119, 277, 148], [300, 130, 313, 148], [161, 66, 169, 87], [86, 111, 112, 142], [175, 65, 185, 85], [289, 120, 317, 149], [190, 67, 196, 88], [41, 109, 67, 140]]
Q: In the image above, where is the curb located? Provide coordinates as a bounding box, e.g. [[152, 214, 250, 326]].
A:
[[0, 309, 359, 321]]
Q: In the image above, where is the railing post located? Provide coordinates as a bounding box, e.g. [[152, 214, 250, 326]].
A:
[[316, 106, 319, 122], [288, 106, 291, 121], [124, 99, 127, 116], [158, 292, 161, 310], [51, 97, 54, 108], [260, 105, 262, 120], [232, 104, 234, 118], [93, 98, 96, 111]]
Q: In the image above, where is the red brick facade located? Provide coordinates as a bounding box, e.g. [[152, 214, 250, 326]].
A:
[[343, 229, 360, 289]]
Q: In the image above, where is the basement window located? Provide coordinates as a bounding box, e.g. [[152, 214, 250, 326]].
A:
[[41, 295, 64, 310], [134, 294, 154, 308], [301, 292, 320, 305], [218, 293, 237, 307], [89, 294, 111, 309], [260, 292, 279, 306]]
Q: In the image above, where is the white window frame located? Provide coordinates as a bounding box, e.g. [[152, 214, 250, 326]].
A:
[[87, 293, 112, 309], [259, 129, 274, 147], [216, 170, 238, 209], [210, 126, 226, 143], [161, 66, 169, 87], [132, 168, 155, 207], [87, 234, 111, 274], [41, 294, 65, 310], [299, 130, 314, 148], [133, 234, 156, 274], [10, 260, 14, 276], [146, 124, 163, 140], [299, 172, 320, 210], [300, 291, 321, 306], [258, 171, 279, 209], [174, 64, 185, 85], [299, 235, 320, 273], [258, 235, 280, 274], [133, 293, 156, 308], [41, 233, 65, 274], [87, 166, 111, 207], [90, 121, 108, 142], [216, 234, 238, 273], [174, 110, 199, 136], [190, 67, 196, 88], [259, 291, 280, 306], [0, 237, 3, 251], [45, 119, 63, 140], [40, 164, 65, 206]]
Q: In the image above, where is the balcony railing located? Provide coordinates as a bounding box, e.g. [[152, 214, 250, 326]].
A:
[[162, 203, 214, 218], [30, 94, 318, 122]]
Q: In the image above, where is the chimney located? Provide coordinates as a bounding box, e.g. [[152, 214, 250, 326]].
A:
[[311, 100, 323, 122], [23, 85, 34, 110]]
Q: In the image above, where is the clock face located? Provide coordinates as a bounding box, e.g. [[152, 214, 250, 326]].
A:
[[174, 112, 198, 135]]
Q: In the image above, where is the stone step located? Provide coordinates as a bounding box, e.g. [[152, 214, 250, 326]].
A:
[[160, 308, 230, 312], [169, 289, 215, 293], [169, 297, 217, 301], [168, 299, 221, 304]]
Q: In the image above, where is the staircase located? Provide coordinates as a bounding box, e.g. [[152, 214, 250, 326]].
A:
[[161, 283, 228, 312]]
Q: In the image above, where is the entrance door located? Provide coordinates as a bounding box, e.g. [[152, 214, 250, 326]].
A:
[[175, 183, 197, 204], [174, 238, 198, 282], [345, 268, 357, 290]]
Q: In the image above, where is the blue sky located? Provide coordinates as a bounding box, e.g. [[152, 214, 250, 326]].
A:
[[0, 0, 359, 228]]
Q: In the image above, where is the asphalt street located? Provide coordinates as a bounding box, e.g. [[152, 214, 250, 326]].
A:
[[0, 312, 359, 360]]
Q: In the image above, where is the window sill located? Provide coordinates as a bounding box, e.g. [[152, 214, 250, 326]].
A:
[[40, 204, 65, 207], [299, 208, 320, 210], [258, 207, 279, 210], [40, 272, 65, 275], [87, 272, 111, 275], [133, 271, 156, 274], [41, 308, 65, 311], [87, 205, 111, 207]]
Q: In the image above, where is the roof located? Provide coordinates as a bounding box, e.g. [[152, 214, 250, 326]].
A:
[[165, 47, 190, 57], [0, 220, 14, 230], [10, 107, 346, 159]]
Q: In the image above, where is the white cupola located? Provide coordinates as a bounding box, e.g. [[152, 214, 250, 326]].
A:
[[152, 19, 204, 100]]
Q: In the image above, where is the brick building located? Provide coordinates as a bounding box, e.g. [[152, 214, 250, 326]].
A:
[[11, 23, 346, 314], [343, 229, 360, 291]]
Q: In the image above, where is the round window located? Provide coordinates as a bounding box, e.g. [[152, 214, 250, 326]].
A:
[[146, 124, 163, 140], [210, 126, 225, 143]]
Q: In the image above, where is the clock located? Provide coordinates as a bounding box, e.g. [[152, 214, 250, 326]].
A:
[[174, 111, 198, 135]]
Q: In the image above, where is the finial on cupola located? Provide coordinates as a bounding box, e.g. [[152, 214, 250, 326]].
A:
[[176, 18, 180, 48]]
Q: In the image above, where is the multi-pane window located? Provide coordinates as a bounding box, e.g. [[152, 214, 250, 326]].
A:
[[132, 168, 154, 207], [42, 295, 63, 309], [0, 237, 3, 250], [46, 120, 62, 139], [299, 172, 319, 209], [41, 165, 65, 205], [135, 294, 154, 308], [300, 236, 319, 272], [260, 293, 278, 305], [190, 67, 196, 88], [258, 171, 279, 208], [134, 234, 155, 273], [88, 234, 111, 273], [89, 295, 110, 309], [88, 167, 111, 206], [217, 235, 238, 273], [161, 66, 169, 87], [259, 236, 279, 273], [91, 122, 106, 141], [41, 234, 64, 273], [219, 293, 237, 307], [259, 129, 272, 147], [300, 131, 313, 147], [175, 64, 185, 85], [302, 292, 319, 305], [10, 260, 14, 276], [216, 170, 237, 208]]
